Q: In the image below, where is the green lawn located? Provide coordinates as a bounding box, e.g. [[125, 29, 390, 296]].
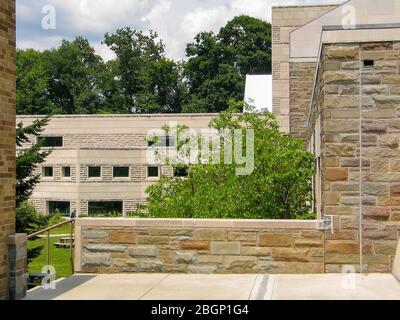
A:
[[28, 224, 74, 279], [49, 222, 73, 235]]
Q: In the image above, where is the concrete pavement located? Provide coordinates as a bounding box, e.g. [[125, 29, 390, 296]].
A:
[[25, 273, 400, 300]]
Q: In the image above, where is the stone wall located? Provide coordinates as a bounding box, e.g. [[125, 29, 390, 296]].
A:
[[272, 4, 336, 134], [75, 218, 328, 274], [0, 0, 16, 299], [289, 62, 317, 140], [308, 41, 400, 273]]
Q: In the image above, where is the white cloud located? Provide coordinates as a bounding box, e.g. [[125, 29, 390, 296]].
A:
[[92, 42, 116, 62], [17, 0, 341, 61], [17, 36, 65, 51], [50, 0, 151, 34]]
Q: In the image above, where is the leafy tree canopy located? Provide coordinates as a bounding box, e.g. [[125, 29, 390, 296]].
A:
[[145, 101, 315, 219], [17, 15, 271, 115]]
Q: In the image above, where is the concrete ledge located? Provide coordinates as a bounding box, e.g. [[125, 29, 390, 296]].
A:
[[75, 218, 317, 230], [393, 241, 400, 281]]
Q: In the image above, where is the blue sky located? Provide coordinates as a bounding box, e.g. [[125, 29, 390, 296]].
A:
[[16, 0, 344, 61]]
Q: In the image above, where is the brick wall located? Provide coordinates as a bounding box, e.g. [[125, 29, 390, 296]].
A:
[[0, 0, 16, 299], [75, 219, 326, 274], [308, 41, 400, 273]]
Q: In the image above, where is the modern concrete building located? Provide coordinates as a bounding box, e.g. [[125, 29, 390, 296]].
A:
[[17, 114, 215, 216]]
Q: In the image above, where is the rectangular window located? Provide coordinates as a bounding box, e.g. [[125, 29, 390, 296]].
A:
[[113, 166, 130, 178], [48, 201, 70, 216], [363, 60, 374, 68], [88, 166, 101, 178], [88, 201, 123, 216], [38, 136, 63, 147], [174, 166, 188, 177], [148, 135, 175, 147], [62, 166, 71, 178], [43, 166, 53, 177], [147, 166, 159, 178]]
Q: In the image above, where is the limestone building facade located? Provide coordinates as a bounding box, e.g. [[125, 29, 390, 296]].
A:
[[17, 114, 215, 216]]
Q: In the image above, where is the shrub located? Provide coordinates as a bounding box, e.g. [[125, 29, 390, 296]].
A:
[[16, 202, 49, 264]]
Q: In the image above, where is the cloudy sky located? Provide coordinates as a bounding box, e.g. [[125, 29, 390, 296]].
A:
[[16, 0, 343, 61]]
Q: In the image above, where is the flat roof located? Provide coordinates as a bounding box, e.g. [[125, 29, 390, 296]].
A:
[[272, 0, 344, 8], [16, 113, 219, 119]]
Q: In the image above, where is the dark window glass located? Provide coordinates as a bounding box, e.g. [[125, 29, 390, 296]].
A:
[[174, 166, 188, 177], [48, 201, 70, 216], [43, 167, 53, 177], [147, 166, 159, 178], [364, 60, 374, 67], [62, 166, 71, 177], [88, 201, 123, 216], [148, 135, 175, 147], [38, 136, 63, 147], [113, 166, 129, 178], [88, 166, 101, 178]]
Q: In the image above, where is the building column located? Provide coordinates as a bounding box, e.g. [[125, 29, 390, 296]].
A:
[[8, 234, 27, 300], [0, 0, 16, 300]]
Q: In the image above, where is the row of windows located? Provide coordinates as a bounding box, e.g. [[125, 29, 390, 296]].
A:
[[47, 200, 123, 216], [37, 135, 176, 148], [42, 166, 162, 179], [43, 166, 70, 178]]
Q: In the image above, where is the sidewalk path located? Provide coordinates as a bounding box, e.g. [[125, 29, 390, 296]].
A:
[[25, 273, 400, 300]]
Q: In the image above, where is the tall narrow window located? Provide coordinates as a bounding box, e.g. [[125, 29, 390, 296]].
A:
[[43, 166, 53, 177], [62, 166, 71, 178]]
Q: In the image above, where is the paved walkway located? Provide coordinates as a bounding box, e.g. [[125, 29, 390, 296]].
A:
[[25, 273, 400, 300]]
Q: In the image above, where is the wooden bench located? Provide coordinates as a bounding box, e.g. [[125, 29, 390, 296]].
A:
[[54, 237, 75, 248]]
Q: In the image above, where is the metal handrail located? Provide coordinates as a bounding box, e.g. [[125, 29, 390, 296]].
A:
[[27, 218, 74, 239], [27, 218, 75, 275]]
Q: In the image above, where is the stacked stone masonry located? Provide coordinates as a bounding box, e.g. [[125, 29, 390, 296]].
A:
[[0, 0, 16, 299], [272, 4, 337, 134], [308, 41, 400, 273], [77, 219, 326, 274]]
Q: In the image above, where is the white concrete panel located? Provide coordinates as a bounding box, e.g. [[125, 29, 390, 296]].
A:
[[290, 0, 400, 58]]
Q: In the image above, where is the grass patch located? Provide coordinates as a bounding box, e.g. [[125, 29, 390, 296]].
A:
[[28, 224, 74, 280], [49, 222, 73, 235]]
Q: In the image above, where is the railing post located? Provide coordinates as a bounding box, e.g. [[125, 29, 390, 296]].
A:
[[70, 220, 74, 274], [47, 230, 50, 267]]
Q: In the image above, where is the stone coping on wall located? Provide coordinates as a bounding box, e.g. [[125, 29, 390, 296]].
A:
[[75, 218, 318, 230]]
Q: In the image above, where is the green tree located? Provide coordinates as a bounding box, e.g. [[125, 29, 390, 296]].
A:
[[16, 49, 55, 115], [145, 101, 315, 219], [16, 117, 51, 205], [103, 27, 185, 113], [16, 118, 52, 263], [184, 15, 272, 112], [44, 37, 106, 114]]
